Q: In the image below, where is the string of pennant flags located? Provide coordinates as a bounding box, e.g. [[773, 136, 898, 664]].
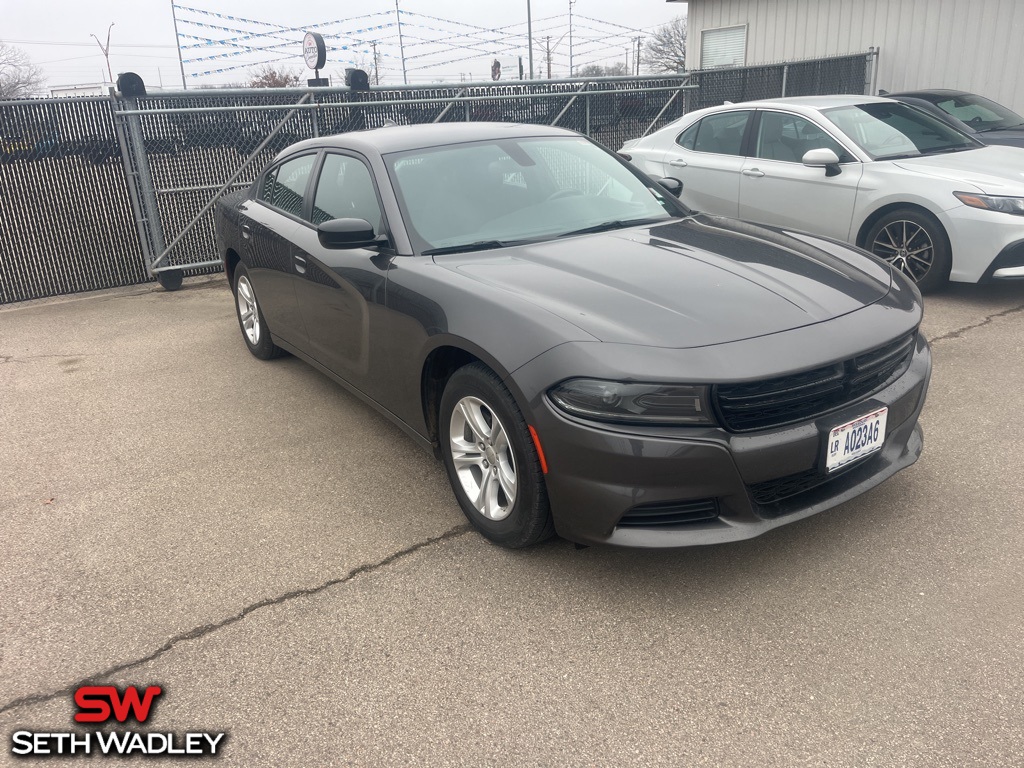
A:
[[181, 25, 398, 66], [170, 3, 656, 83]]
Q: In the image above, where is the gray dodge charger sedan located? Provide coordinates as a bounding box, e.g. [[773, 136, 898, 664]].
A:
[[214, 122, 930, 549]]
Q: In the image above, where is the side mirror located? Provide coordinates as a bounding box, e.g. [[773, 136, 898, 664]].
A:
[[802, 148, 841, 167], [657, 177, 684, 197], [317, 218, 379, 249]]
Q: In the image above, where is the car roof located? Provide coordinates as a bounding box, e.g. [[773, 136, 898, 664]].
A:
[[886, 89, 970, 99], [280, 122, 578, 158], [733, 94, 898, 110]]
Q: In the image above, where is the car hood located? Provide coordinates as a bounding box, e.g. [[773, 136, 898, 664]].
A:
[[435, 215, 892, 348], [892, 145, 1024, 193], [977, 129, 1024, 149]]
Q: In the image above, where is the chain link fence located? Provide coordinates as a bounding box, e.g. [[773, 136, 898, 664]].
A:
[[0, 51, 871, 304]]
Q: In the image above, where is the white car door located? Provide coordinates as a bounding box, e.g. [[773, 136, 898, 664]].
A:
[[664, 110, 752, 218], [738, 110, 863, 242]]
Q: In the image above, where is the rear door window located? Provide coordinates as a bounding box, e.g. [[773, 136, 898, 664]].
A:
[[259, 154, 316, 218], [692, 111, 751, 155]]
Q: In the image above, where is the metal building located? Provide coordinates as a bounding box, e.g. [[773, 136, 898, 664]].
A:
[[672, 0, 1024, 111]]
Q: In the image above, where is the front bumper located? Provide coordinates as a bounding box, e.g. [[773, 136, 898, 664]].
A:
[[941, 204, 1024, 283], [524, 334, 931, 548]]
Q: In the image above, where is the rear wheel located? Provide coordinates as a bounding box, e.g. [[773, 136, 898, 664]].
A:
[[866, 209, 951, 293], [233, 263, 285, 360], [440, 363, 553, 548]]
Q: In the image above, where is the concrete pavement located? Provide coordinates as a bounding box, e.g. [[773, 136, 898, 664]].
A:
[[1, 277, 1022, 766]]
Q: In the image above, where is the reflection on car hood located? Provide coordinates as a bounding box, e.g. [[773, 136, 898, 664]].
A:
[[975, 129, 1024, 150], [892, 145, 1024, 193], [436, 215, 892, 348]]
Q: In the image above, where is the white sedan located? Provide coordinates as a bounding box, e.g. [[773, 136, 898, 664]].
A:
[[622, 95, 1024, 291]]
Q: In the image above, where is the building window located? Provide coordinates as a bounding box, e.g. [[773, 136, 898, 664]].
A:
[[700, 25, 747, 69]]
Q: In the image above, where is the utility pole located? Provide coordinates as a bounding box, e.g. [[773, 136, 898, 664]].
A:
[[91, 23, 115, 84], [371, 41, 380, 84], [395, 0, 408, 85], [545, 36, 552, 79], [170, 1, 186, 88], [568, 0, 576, 77], [527, 0, 534, 79], [635, 37, 643, 75]]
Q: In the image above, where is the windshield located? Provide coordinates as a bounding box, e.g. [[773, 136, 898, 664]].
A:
[[823, 102, 980, 160], [386, 136, 680, 253], [923, 92, 1024, 132]]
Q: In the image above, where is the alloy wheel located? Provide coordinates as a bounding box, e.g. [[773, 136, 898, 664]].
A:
[[870, 219, 935, 283], [448, 395, 517, 521], [236, 275, 261, 346]]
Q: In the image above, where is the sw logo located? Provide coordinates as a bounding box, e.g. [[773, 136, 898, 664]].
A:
[[74, 685, 162, 723], [9, 685, 226, 758]]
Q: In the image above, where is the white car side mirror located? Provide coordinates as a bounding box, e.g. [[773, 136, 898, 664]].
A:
[[802, 148, 841, 167]]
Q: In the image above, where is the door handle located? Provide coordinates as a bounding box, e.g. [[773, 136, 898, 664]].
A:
[[742, 168, 765, 178], [293, 254, 307, 274], [669, 158, 688, 168], [241, 223, 252, 240]]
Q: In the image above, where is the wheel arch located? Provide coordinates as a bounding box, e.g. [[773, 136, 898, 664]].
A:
[[855, 201, 949, 250], [419, 337, 529, 455], [224, 248, 242, 287]]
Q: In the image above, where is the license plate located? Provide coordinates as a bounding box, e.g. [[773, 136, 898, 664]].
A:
[[825, 407, 887, 472]]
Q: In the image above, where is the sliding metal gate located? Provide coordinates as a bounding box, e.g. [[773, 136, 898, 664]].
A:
[[0, 51, 873, 304]]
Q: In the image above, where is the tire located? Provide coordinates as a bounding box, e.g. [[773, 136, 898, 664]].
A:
[[865, 209, 951, 293], [440, 363, 554, 548], [233, 263, 286, 360]]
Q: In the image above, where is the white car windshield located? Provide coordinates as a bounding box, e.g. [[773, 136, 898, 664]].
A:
[[386, 136, 679, 254], [824, 102, 980, 161]]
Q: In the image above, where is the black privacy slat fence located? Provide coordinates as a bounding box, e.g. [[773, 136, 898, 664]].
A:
[[0, 97, 146, 303], [0, 52, 871, 305]]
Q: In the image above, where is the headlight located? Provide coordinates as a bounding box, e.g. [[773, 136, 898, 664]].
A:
[[953, 191, 1024, 216], [549, 379, 714, 425]]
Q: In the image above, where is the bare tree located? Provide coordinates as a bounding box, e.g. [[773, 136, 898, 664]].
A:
[[0, 43, 44, 99], [247, 65, 301, 88], [642, 16, 687, 74], [577, 62, 629, 78]]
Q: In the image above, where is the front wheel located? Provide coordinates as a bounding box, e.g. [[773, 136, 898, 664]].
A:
[[866, 209, 951, 293], [440, 363, 553, 548]]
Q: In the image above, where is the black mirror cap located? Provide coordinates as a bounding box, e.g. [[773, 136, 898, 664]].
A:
[[318, 218, 378, 249], [658, 177, 684, 197]]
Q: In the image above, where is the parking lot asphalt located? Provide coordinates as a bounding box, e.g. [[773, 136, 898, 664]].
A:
[[1, 277, 1022, 766]]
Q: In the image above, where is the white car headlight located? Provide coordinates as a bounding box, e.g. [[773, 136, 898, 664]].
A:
[[954, 191, 1024, 216]]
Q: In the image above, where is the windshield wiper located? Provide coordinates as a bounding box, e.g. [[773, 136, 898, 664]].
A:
[[919, 144, 977, 154], [874, 152, 922, 161], [422, 240, 522, 256], [557, 216, 670, 239]]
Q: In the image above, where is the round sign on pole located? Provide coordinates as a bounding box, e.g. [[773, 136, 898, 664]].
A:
[[303, 32, 326, 71]]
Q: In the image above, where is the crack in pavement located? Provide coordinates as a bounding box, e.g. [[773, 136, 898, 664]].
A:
[[0, 353, 88, 364], [0, 523, 473, 717], [927, 303, 1024, 344]]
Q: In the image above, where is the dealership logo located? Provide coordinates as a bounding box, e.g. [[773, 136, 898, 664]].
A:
[[10, 685, 225, 758]]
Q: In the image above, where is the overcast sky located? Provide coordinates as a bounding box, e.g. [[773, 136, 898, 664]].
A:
[[4, 1, 687, 91]]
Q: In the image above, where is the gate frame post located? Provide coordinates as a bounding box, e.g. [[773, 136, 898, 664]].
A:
[[112, 90, 171, 286]]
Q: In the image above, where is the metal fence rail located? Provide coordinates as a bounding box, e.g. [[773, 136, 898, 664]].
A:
[[0, 51, 871, 305]]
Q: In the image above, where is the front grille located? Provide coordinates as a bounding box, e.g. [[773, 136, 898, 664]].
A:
[[617, 498, 720, 528], [714, 333, 916, 432]]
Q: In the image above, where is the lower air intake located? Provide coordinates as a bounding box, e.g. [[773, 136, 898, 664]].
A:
[[617, 498, 720, 528]]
